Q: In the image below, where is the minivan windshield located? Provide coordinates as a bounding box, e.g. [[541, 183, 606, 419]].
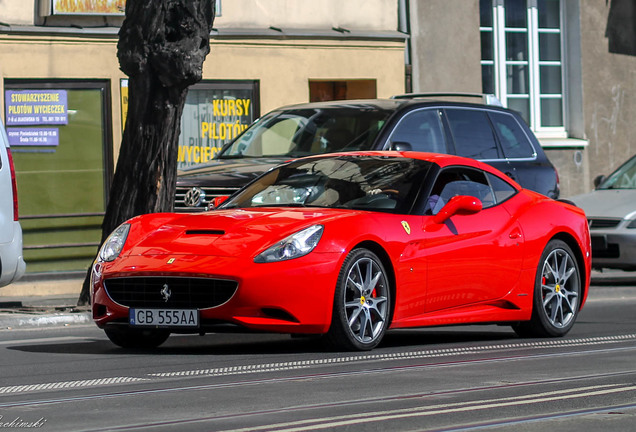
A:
[[217, 107, 393, 159]]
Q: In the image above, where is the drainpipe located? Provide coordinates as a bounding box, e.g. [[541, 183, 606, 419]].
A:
[[398, 0, 412, 93]]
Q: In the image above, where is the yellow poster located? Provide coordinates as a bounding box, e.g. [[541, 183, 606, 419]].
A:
[[53, 0, 125, 15], [120, 79, 128, 130]]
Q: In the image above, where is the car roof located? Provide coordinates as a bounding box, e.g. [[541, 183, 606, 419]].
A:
[[273, 99, 405, 111], [271, 95, 510, 113]]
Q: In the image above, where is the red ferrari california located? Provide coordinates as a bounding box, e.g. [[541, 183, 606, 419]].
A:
[[91, 152, 591, 351]]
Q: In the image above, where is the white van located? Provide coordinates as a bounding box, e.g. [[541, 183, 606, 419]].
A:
[[0, 118, 25, 287]]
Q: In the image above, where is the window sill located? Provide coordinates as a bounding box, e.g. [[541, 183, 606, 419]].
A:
[[538, 137, 589, 149]]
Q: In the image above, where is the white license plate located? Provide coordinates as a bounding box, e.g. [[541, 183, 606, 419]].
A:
[[129, 309, 199, 328]]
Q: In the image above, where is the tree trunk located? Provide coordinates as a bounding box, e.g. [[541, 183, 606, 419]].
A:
[[77, 0, 215, 305]]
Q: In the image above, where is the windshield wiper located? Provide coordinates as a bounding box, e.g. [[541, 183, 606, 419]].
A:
[[252, 203, 308, 208], [216, 153, 245, 160]]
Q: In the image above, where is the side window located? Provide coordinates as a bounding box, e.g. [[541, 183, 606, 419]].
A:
[[425, 167, 496, 215], [445, 109, 500, 160], [488, 112, 536, 159], [388, 109, 447, 153], [487, 172, 518, 203]]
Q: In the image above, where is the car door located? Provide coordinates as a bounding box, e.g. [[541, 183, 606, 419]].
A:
[[421, 166, 524, 312]]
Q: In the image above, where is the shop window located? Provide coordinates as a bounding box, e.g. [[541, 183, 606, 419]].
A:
[[309, 80, 377, 102], [4, 80, 112, 275], [121, 79, 259, 170], [176, 80, 260, 169]]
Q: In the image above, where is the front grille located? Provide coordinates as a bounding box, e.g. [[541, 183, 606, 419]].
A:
[[588, 218, 621, 229], [104, 277, 238, 309], [175, 186, 240, 212]]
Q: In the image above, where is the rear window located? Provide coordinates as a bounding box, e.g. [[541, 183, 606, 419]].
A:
[[445, 109, 500, 160]]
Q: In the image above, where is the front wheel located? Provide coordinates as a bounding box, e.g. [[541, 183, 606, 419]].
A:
[[324, 248, 391, 351], [104, 327, 170, 349], [513, 239, 581, 338]]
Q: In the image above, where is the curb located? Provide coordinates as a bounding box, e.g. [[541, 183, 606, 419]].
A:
[[0, 311, 91, 330]]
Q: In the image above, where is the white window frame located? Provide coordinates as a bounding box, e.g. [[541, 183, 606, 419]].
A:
[[481, 0, 567, 139]]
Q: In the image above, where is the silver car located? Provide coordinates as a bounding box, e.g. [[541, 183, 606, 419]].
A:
[[570, 154, 636, 271], [0, 118, 26, 287]]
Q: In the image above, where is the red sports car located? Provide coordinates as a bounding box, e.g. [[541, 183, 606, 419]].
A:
[[91, 152, 591, 351]]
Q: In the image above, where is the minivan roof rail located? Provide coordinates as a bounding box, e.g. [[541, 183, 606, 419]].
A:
[[391, 92, 503, 107]]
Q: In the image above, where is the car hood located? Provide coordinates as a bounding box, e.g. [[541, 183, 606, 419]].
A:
[[569, 189, 636, 219], [124, 208, 356, 258], [176, 157, 289, 188]]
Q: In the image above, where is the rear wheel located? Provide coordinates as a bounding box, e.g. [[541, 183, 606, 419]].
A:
[[324, 248, 391, 351], [513, 239, 581, 338], [104, 327, 170, 349]]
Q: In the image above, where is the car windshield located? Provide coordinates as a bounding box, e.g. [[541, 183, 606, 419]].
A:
[[222, 155, 432, 214], [598, 155, 636, 189], [217, 106, 393, 159]]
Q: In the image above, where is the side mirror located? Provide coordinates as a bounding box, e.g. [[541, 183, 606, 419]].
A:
[[593, 175, 606, 188], [389, 141, 413, 152], [207, 195, 229, 210], [433, 195, 482, 224]]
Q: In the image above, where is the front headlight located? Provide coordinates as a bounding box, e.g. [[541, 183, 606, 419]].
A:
[[98, 223, 131, 262], [254, 225, 324, 263], [627, 219, 636, 229]]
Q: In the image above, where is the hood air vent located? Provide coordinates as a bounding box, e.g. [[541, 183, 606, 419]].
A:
[[185, 229, 225, 235]]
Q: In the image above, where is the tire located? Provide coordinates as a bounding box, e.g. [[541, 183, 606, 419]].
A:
[[324, 248, 391, 351], [104, 327, 170, 349], [513, 239, 581, 338]]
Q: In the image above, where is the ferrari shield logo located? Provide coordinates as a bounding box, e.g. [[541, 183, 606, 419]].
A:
[[167, 258, 176, 264], [401, 221, 411, 235]]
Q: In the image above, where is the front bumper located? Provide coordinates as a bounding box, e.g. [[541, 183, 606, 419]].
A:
[[91, 252, 343, 335], [588, 223, 636, 270]]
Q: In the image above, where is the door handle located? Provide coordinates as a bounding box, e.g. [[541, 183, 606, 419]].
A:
[[509, 228, 522, 240]]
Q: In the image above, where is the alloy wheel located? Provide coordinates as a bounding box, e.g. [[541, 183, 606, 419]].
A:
[[540, 248, 580, 329], [343, 256, 389, 344]]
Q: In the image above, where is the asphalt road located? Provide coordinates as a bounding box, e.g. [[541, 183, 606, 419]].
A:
[[1, 281, 635, 431]]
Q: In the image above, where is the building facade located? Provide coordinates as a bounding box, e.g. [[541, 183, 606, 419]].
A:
[[408, 0, 636, 197], [0, 0, 406, 275]]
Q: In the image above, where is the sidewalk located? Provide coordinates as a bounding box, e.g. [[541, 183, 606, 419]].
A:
[[1, 270, 635, 330], [0, 278, 90, 330]]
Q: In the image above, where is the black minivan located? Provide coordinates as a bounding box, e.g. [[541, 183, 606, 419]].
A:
[[176, 94, 559, 211]]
